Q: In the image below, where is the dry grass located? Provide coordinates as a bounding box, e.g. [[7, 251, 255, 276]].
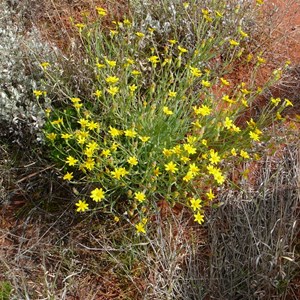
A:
[[206, 140, 300, 299]]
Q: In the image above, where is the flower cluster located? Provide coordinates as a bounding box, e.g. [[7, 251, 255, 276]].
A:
[[42, 2, 291, 234]]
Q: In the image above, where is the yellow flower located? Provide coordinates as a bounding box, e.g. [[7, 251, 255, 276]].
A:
[[201, 8, 209, 15], [135, 32, 145, 38], [189, 66, 202, 77], [96, 7, 107, 16], [183, 171, 194, 182], [245, 53, 253, 62], [91, 188, 105, 202], [111, 142, 119, 152], [135, 222, 146, 234], [129, 84, 138, 95], [165, 161, 178, 173], [61, 133, 72, 140], [207, 165, 225, 184], [183, 144, 197, 155], [111, 167, 129, 180], [86, 141, 98, 151], [149, 56, 159, 64], [163, 148, 173, 157], [75, 23, 85, 30], [168, 39, 177, 45], [123, 19, 131, 26], [183, 2, 189, 9], [75, 200, 89, 212], [202, 9, 213, 22], [139, 136, 150, 143], [241, 98, 248, 107], [256, 0, 264, 5], [110, 29, 118, 36], [249, 131, 260, 141], [87, 121, 99, 131], [190, 198, 202, 211], [78, 118, 89, 128], [107, 86, 119, 96], [240, 150, 250, 159], [207, 165, 215, 175], [51, 118, 64, 125], [70, 97, 81, 103], [124, 58, 134, 67], [220, 77, 230, 86], [178, 45, 188, 53], [84, 148, 94, 158], [154, 167, 161, 176], [168, 90, 177, 98], [276, 111, 284, 120], [63, 172, 73, 181], [131, 70, 141, 76], [257, 56, 266, 64], [84, 158, 95, 170], [231, 148, 237, 156], [109, 126, 122, 137], [73, 102, 83, 110], [124, 128, 137, 138], [33, 90, 43, 97], [215, 10, 223, 18], [224, 117, 234, 129], [189, 163, 199, 175], [238, 27, 249, 38], [163, 106, 173, 115], [45, 108, 51, 117], [192, 120, 201, 128], [206, 189, 215, 201], [66, 156, 78, 166], [229, 39, 239, 46], [203, 15, 213, 22], [171, 145, 182, 155], [40, 62, 50, 69], [222, 95, 235, 104], [187, 136, 197, 144], [46, 132, 57, 141], [194, 211, 204, 224], [75, 130, 89, 144], [105, 58, 117, 67], [181, 156, 191, 163], [209, 149, 221, 164], [214, 172, 225, 185], [96, 62, 105, 69], [193, 104, 211, 116], [201, 139, 208, 147], [105, 76, 119, 84], [201, 80, 211, 88], [134, 191, 146, 203], [284, 98, 293, 107], [255, 128, 262, 135], [101, 149, 111, 158], [246, 118, 256, 128], [232, 125, 241, 133], [271, 97, 281, 106], [127, 156, 138, 166]]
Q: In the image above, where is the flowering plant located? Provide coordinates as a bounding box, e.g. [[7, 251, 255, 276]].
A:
[[40, 2, 292, 233]]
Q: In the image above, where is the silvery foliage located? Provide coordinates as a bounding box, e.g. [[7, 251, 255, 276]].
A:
[[0, 0, 54, 144]]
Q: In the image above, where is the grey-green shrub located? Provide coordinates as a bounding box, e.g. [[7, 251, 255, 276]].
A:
[[0, 0, 54, 144]]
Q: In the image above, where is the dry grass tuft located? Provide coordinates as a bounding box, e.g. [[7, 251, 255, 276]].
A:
[[206, 141, 300, 299]]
